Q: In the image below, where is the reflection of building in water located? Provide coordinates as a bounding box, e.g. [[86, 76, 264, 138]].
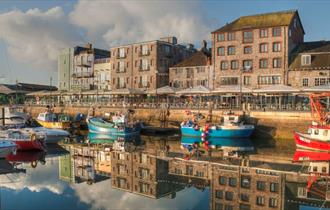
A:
[[111, 150, 183, 199], [59, 154, 75, 183]]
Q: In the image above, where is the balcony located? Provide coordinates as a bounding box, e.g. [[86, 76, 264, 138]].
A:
[[242, 66, 253, 73], [72, 72, 94, 78], [116, 84, 127, 89], [116, 68, 126, 73], [94, 58, 110, 64], [75, 60, 92, 67], [138, 82, 150, 88], [116, 54, 127, 59], [139, 50, 150, 56], [138, 66, 150, 71]]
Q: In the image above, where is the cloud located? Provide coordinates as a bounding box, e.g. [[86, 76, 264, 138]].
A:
[[0, 6, 81, 71], [69, 1, 211, 47]]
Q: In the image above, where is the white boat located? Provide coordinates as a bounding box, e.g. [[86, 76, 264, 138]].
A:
[[0, 140, 16, 158], [20, 127, 70, 144], [0, 106, 29, 126]]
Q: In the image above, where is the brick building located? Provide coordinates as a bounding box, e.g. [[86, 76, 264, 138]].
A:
[[109, 37, 195, 91], [288, 41, 330, 88], [169, 41, 213, 89], [211, 10, 304, 90]]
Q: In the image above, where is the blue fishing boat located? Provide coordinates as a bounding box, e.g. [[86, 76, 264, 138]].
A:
[[181, 112, 254, 138], [87, 116, 141, 136]]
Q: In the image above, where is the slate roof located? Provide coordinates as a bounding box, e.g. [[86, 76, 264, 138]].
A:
[[173, 50, 211, 68], [289, 41, 330, 70], [212, 10, 302, 34]]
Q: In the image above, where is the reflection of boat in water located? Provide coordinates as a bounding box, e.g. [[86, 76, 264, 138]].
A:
[[181, 112, 254, 138], [25, 127, 70, 144], [6, 151, 46, 168], [0, 140, 17, 158], [293, 149, 330, 162], [88, 133, 141, 147], [181, 136, 254, 151], [87, 116, 141, 136]]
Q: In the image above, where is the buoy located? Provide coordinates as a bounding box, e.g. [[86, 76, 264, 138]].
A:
[[205, 141, 209, 145], [199, 128, 203, 132], [201, 137, 206, 141], [201, 132, 206, 137]]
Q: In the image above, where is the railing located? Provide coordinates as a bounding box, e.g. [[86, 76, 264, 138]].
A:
[[75, 60, 92, 67], [94, 58, 110, 64], [139, 50, 150, 56], [72, 72, 93, 78], [116, 54, 126, 59], [138, 66, 150, 71], [116, 68, 126, 73]]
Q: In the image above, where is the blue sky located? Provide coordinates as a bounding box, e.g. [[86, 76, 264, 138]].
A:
[[0, 0, 330, 85]]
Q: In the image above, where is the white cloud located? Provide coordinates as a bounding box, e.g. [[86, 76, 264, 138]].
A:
[[0, 6, 81, 72], [69, 1, 211, 47]]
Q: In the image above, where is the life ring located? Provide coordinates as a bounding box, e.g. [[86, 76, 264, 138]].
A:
[[30, 134, 36, 141], [31, 161, 38, 168]]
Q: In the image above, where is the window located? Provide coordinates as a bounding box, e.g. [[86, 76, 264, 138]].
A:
[[218, 47, 225, 56], [224, 205, 233, 210], [270, 182, 279, 192], [196, 171, 204, 177], [141, 59, 150, 70], [244, 46, 252, 54], [241, 176, 251, 188], [240, 193, 249, 202], [118, 153, 125, 160], [221, 61, 228, 70], [229, 177, 237, 187], [269, 198, 278, 208], [225, 191, 234, 201], [139, 168, 149, 179], [256, 196, 265, 206], [218, 33, 225, 42], [215, 203, 223, 210], [216, 190, 223, 199], [243, 60, 253, 71], [273, 27, 281, 37], [141, 45, 149, 55], [257, 181, 266, 191], [315, 78, 330, 86], [118, 61, 125, 72], [231, 60, 238, 70], [219, 176, 227, 185], [260, 29, 268, 38], [258, 76, 281, 85], [119, 48, 126, 58], [259, 59, 268, 69], [186, 165, 193, 175], [243, 31, 253, 43], [273, 58, 282, 68], [289, 29, 292, 37], [302, 78, 309, 87], [239, 204, 250, 210], [273, 42, 281, 52], [139, 182, 149, 193], [174, 168, 182, 174], [259, 43, 268, 53], [244, 76, 251, 85], [220, 77, 238, 86], [294, 18, 297, 28], [228, 46, 235, 55], [228, 32, 235, 41], [301, 54, 311, 66], [141, 154, 147, 163]]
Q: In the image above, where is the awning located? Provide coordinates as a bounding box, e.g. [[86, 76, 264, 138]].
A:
[[147, 86, 176, 95], [110, 88, 145, 95], [176, 85, 211, 95], [302, 85, 330, 92], [253, 85, 300, 93], [212, 86, 252, 93]]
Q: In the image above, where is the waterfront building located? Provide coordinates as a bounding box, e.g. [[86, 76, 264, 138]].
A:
[[109, 37, 195, 92], [94, 58, 111, 91], [288, 41, 330, 89], [58, 47, 74, 91], [211, 10, 304, 90], [169, 41, 213, 89]]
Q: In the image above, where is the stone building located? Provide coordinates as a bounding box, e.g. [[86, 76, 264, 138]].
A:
[[169, 41, 213, 89], [211, 10, 304, 90], [109, 37, 195, 91], [288, 41, 330, 88], [94, 58, 111, 91]]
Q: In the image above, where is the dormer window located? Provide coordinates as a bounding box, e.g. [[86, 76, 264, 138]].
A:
[[301, 54, 311, 66]]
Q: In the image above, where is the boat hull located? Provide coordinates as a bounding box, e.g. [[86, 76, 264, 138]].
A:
[[87, 118, 141, 136], [294, 131, 330, 152], [36, 120, 71, 129], [181, 125, 254, 138], [0, 146, 16, 158], [14, 139, 46, 151]]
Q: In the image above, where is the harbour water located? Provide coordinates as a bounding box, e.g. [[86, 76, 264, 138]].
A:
[[0, 133, 329, 210]]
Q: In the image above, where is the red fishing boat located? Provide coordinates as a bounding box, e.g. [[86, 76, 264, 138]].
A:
[[293, 149, 330, 162], [0, 129, 46, 151], [294, 93, 330, 152]]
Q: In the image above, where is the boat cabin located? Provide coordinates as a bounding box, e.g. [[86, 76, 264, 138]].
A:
[[308, 161, 330, 175], [308, 122, 330, 141], [37, 112, 70, 122], [222, 113, 241, 126]]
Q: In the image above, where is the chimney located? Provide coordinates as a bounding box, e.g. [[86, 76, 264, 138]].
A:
[[85, 43, 92, 49]]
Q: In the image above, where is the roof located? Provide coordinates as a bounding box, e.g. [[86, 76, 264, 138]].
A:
[[212, 10, 300, 34], [0, 83, 57, 95], [289, 41, 330, 70], [176, 85, 211, 95], [253, 84, 300, 93], [213, 86, 252, 93], [173, 50, 211, 68]]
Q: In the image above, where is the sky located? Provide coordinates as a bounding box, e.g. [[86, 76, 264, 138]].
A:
[[0, 0, 330, 86]]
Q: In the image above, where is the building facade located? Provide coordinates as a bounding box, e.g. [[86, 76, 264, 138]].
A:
[[211, 10, 304, 90], [169, 42, 213, 89], [94, 58, 111, 91], [58, 48, 74, 91], [110, 37, 195, 91]]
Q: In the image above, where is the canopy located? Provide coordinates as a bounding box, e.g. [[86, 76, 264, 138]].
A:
[[147, 86, 176, 95], [212, 86, 252, 93], [302, 85, 330, 92], [176, 85, 211, 95], [253, 84, 300, 93], [110, 88, 145, 95]]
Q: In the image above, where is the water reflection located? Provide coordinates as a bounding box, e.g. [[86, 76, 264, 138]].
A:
[[0, 134, 328, 210]]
